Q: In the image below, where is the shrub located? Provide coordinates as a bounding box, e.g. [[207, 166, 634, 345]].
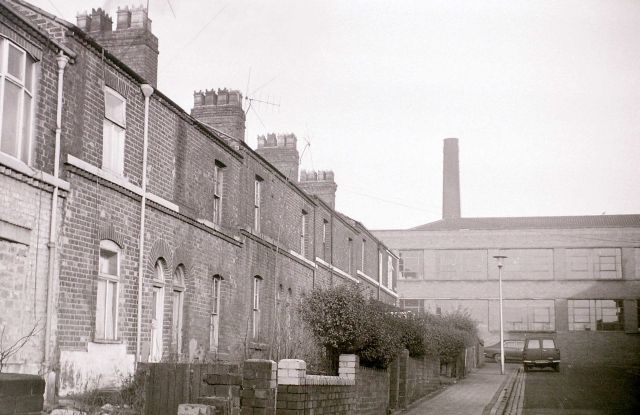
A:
[[299, 285, 479, 368]]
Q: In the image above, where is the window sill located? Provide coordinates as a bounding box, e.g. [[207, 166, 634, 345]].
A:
[[92, 338, 123, 344]]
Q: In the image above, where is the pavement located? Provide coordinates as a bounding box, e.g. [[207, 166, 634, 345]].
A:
[[402, 363, 521, 415]]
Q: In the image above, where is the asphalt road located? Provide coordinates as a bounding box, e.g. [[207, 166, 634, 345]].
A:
[[523, 364, 640, 415]]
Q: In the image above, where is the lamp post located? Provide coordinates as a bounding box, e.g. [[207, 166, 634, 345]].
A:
[[493, 255, 507, 375]]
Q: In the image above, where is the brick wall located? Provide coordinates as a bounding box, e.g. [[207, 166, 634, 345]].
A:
[[3, 2, 399, 398]]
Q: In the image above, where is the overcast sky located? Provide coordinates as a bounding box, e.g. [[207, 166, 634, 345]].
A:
[[30, 0, 640, 229]]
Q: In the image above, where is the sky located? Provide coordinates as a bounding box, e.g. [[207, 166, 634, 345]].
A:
[[29, 0, 640, 230]]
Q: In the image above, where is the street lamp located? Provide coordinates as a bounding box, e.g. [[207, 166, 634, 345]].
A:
[[493, 255, 507, 375]]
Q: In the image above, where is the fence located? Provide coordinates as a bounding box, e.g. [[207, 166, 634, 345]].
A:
[[137, 362, 241, 415], [140, 347, 479, 414]]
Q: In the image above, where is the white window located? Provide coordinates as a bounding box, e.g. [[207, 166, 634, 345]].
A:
[[97, 240, 120, 340], [210, 275, 222, 350], [0, 39, 35, 164], [300, 210, 307, 256], [103, 87, 126, 175], [213, 162, 224, 224], [172, 265, 185, 354], [252, 276, 261, 338], [387, 255, 393, 288], [150, 259, 166, 362], [254, 177, 262, 233]]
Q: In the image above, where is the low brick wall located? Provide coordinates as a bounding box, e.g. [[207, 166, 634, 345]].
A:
[[276, 356, 357, 414], [355, 365, 389, 415], [0, 373, 45, 414], [405, 354, 440, 406]]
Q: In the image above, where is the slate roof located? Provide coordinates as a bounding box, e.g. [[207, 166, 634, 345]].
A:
[[410, 214, 640, 231]]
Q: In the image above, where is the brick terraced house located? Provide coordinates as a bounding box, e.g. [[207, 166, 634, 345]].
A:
[[0, 0, 397, 398], [375, 138, 640, 366]]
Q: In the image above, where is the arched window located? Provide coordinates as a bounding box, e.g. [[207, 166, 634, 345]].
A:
[[172, 265, 186, 354], [97, 240, 120, 340], [150, 258, 166, 362]]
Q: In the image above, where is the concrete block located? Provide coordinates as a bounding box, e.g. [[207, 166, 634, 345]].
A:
[[177, 403, 215, 415]]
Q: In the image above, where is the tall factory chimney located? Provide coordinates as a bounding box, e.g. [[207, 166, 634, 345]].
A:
[[442, 138, 461, 219]]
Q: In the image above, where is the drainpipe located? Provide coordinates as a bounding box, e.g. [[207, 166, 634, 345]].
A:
[[44, 52, 69, 368], [136, 84, 154, 363], [330, 214, 334, 285], [312, 204, 316, 288]]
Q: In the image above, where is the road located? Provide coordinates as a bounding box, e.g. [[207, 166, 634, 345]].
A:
[[523, 364, 640, 415]]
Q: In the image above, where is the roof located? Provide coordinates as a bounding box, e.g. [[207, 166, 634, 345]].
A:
[[410, 215, 640, 231]]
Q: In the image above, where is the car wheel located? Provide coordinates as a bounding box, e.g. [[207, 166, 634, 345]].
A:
[[553, 363, 560, 372], [494, 354, 502, 363], [523, 365, 529, 372]]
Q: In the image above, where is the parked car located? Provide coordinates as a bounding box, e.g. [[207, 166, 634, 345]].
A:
[[522, 337, 560, 372], [484, 340, 525, 363]]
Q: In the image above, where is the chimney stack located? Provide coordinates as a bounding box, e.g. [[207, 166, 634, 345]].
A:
[[299, 170, 338, 209], [76, 5, 159, 87], [442, 138, 461, 219], [255, 133, 299, 181], [191, 89, 246, 142]]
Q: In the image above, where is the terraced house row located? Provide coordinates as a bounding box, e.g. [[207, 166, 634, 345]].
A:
[[0, 0, 398, 398]]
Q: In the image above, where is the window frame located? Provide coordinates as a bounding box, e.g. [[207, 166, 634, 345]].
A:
[[96, 240, 121, 341], [398, 250, 424, 280], [0, 38, 36, 164], [213, 161, 225, 225], [150, 258, 166, 362], [252, 276, 262, 338], [348, 237, 353, 274], [210, 275, 223, 351], [102, 86, 126, 175], [568, 299, 625, 331], [254, 176, 262, 233], [172, 265, 186, 354], [300, 210, 308, 256]]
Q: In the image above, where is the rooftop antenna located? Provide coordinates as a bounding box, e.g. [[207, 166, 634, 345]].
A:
[[243, 68, 280, 116]]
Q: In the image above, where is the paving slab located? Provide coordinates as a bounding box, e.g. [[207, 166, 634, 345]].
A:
[[403, 363, 518, 415]]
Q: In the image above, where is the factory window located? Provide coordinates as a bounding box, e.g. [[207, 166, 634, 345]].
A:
[[210, 275, 223, 350], [102, 87, 126, 175], [0, 38, 35, 164], [213, 161, 225, 224], [387, 255, 394, 288], [400, 299, 423, 314], [254, 176, 262, 233], [568, 299, 624, 331], [398, 250, 424, 279], [599, 256, 616, 272], [172, 265, 185, 354], [361, 239, 366, 271], [96, 240, 120, 341]]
